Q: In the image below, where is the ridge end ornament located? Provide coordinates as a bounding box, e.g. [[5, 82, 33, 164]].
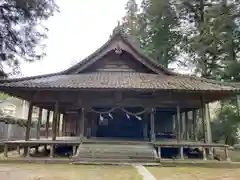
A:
[[114, 44, 122, 54]]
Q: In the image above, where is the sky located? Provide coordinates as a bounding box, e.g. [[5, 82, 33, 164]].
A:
[[20, 0, 135, 77]]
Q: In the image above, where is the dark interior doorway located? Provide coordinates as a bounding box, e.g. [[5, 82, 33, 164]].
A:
[[95, 108, 144, 140]]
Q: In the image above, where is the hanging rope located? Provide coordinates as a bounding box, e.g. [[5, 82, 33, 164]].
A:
[[90, 107, 148, 116]]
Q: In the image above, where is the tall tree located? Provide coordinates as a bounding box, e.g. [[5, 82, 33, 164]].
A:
[[0, 0, 58, 76], [122, 0, 182, 68], [122, 0, 139, 36]]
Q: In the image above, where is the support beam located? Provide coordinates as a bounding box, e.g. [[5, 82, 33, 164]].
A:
[[24, 102, 33, 156], [80, 108, 85, 140], [4, 144, 8, 157], [181, 113, 186, 140], [172, 115, 176, 134], [143, 113, 148, 140], [185, 111, 190, 141], [192, 109, 198, 142], [150, 108, 156, 142], [202, 147, 207, 160], [45, 110, 50, 138], [200, 96, 206, 143], [36, 107, 43, 139], [176, 105, 181, 142], [62, 114, 66, 136], [50, 101, 59, 158], [52, 101, 59, 141], [205, 104, 212, 143]]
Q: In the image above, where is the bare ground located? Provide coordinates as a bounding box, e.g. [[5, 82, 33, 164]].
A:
[[148, 167, 240, 180], [0, 164, 142, 180]]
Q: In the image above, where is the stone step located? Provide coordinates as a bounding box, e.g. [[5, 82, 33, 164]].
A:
[[73, 158, 157, 163], [76, 154, 155, 159], [76, 143, 156, 162]]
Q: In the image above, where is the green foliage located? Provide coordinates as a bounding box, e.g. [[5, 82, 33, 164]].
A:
[[122, 0, 183, 68], [0, 93, 9, 101], [212, 103, 240, 145], [0, 0, 58, 76]]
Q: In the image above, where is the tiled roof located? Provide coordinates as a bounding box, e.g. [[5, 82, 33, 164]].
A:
[[0, 72, 238, 92]]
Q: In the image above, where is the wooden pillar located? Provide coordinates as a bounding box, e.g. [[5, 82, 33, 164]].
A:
[[143, 113, 148, 140], [192, 109, 198, 142], [4, 144, 8, 157], [158, 147, 161, 160], [176, 105, 181, 142], [36, 107, 43, 139], [172, 115, 176, 134], [80, 108, 85, 140], [24, 102, 33, 156], [179, 146, 184, 160], [45, 110, 50, 139], [52, 101, 59, 141], [205, 104, 212, 143], [185, 111, 189, 141], [75, 114, 78, 136], [50, 101, 59, 158], [17, 145, 21, 155], [62, 114, 66, 136], [201, 96, 206, 143], [225, 146, 231, 161], [202, 147, 207, 160], [150, 108, 156, 142], [56, 113, 60, 137], [181, 113, 186, 140]]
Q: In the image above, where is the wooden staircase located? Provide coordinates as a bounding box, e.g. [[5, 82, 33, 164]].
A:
[[72, 141, 157, 163]]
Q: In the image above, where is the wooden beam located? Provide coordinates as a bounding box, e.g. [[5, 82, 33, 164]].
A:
[[80, 108, 85, 140], [185, 111, 189, 141], [192, 109, 198, 142], [176, 105, 181, 142], [36, 107, 43, 139], [206, 103, 212, 143], [24, 102, 33, 157], [150, 108, 156, 142], [52, 101, 59, 141], [201, 96, 206, 143], [45, 110, 50, 138]]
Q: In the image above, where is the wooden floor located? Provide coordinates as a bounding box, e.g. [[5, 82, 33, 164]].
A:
[[3, 136, 226, 148]]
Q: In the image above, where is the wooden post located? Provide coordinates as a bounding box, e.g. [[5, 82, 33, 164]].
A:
[[172, 115, 176, 134], [150, 108, 156, 142], [80, 108, 85, 140], [202, 147, 207, 160], [158, 147, 161, 160], [45, 110, 50, 139], [143, 113, 148, 140], [52, 101, 59, 141], [26, 146, 31, 157], [4, 144, 8, 157], [176, 105, 181, 142], [24, 102, 33, 156], [185, 111, 189, 141], [201, 96, 206, 143], [36, 107, 43, 139], [192, 109, 198, 142], [225, 146, 231, 161], [17, 145, 21, 155], [180, 146, 184, 160], [181, 113, 186, 140], [56, 113, 60, 137], [62, 114, 66, 136], [50, 101, 59, 158], [205, 104, 212, 143]]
